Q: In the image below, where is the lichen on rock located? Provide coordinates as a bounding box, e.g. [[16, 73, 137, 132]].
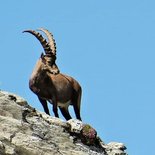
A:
[[80, 124, 97, 146]]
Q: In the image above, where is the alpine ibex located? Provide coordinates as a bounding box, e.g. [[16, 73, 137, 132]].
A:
[[23, 28, 82, 121]]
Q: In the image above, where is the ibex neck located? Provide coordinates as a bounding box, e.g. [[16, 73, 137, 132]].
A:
[[46, 64, 60, 75]]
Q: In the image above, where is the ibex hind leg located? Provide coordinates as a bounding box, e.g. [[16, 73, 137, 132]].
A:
[[73, 90, 82, 121], [38, 97, 50, 115], [73, 104, 82, 121], [59, 107, 72, 120]]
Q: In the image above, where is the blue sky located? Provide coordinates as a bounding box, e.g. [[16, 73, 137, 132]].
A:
[[0, 1, 155, 154]]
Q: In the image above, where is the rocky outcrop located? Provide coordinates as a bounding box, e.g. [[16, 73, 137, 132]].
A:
[[0, 91, 128, 155]]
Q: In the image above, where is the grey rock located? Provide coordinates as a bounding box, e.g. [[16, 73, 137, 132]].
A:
[[103, 142, 127, 155], [0, 90, 128, 155], [67, 119, 83, 133]]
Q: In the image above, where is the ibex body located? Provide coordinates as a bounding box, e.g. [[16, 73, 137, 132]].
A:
[[23, 28, 82, 121]]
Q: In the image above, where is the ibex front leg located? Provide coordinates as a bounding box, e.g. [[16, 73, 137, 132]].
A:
[[49, 99, 59, 118], [38, 97, 50, 115]]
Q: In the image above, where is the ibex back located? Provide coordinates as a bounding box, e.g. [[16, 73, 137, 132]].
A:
[[23, 28, 82, 121]]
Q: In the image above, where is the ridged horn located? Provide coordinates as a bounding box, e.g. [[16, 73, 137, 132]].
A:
[[23, 29, 52, 55], [38, 28, 56, 55]]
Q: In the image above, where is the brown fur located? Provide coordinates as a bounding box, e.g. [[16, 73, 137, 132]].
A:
[[23, 29, 82, 120]]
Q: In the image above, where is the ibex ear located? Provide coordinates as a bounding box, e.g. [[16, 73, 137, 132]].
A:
[[40, 53, 44, 58]]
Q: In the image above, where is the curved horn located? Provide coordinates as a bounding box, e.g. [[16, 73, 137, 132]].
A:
[[38, 28, 56, 55], [23, 29, 52, 55]]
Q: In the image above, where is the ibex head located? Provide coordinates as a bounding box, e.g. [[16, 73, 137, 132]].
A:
[[23, 28, 59, 74]]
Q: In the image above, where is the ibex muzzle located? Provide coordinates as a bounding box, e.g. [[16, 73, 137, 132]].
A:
[[23, 28, 82, 121]]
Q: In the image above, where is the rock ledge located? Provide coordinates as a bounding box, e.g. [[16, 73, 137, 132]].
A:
[[0, 91, 128, 155]]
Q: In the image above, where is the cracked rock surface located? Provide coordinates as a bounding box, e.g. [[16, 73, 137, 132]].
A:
[[0, 91, 128, 155]]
